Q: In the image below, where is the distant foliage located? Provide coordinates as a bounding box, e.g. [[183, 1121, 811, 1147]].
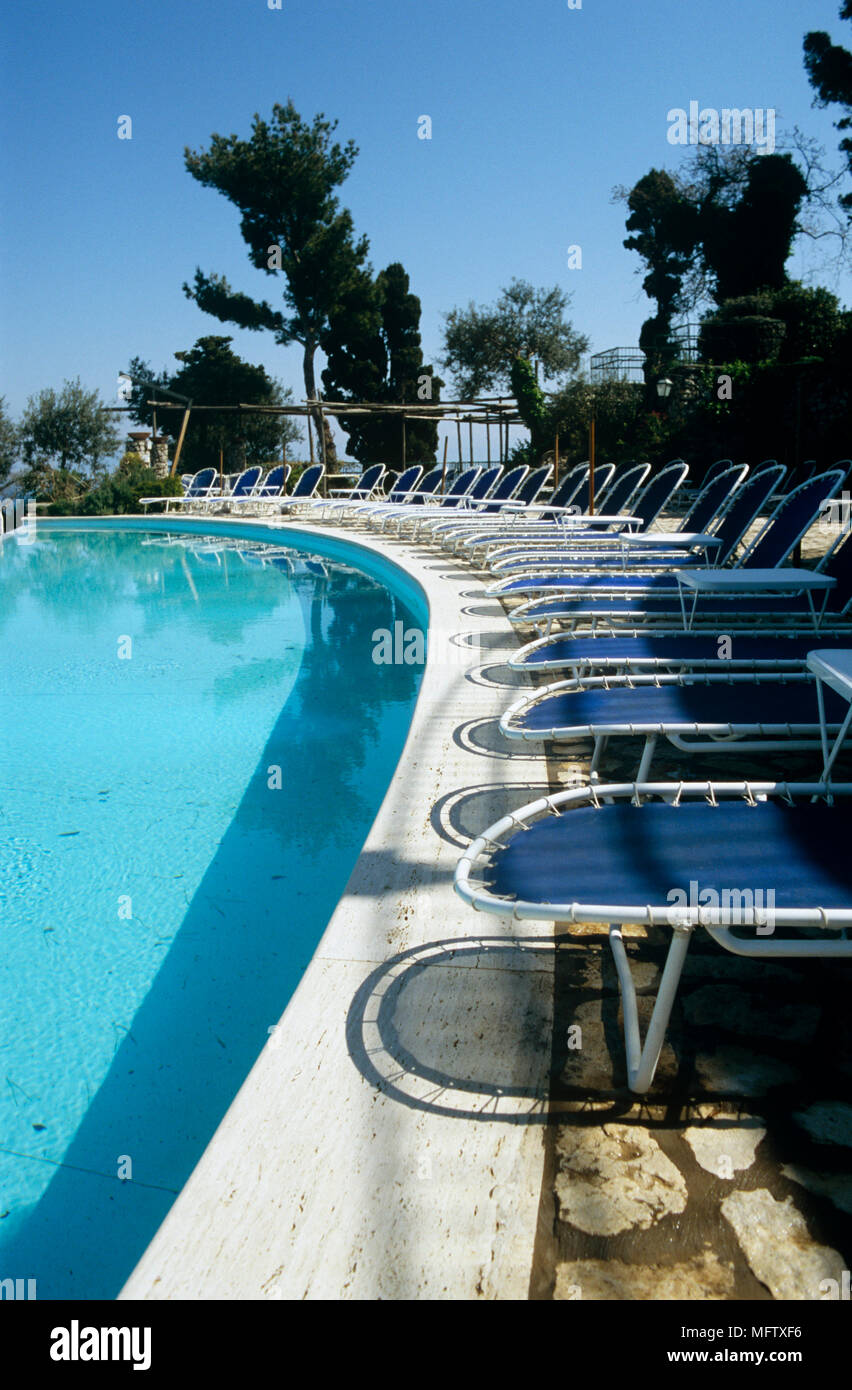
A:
[[322, 262, 442, 464], [0, 397, 18, 485], [441, 280, 588, 397], [126, 336, 302, 471], [804, 2, 852, 217], [183, 100, 373, 463], [18, 378, 120, 477], [47, 455, 183, 515]]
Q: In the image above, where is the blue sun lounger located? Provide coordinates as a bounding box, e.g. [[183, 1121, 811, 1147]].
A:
[[393, 466, 503, 538], [228, 463, 291, 514], [323, 464, 424, 522], [486, 463, 748, 576], [278, 463, 326, 514], [423, 464, 531, 540], [456, 462, 646, 561], [437, 465, 556, 550], [455, 779, 852, 1091], [313, 463, 385, 519], [140, 467, 217, 513], [491, 463, 783, 590], [373, 466, 486, 532], [484, 460, 690, 576], [499, 668, 851, 779], [197, 465, 264, 511], [348, 466, 447, 524], [504, 468, 840, 622]]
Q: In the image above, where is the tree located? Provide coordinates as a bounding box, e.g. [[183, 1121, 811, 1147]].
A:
[[698, 282, 847, 365], [17, 379, 120, 498], [441, 280, 588, 397], [804, 2, 852, 216], [622, 169, 700, 378], [322, 263, 442, 464], [126, 337, 302, 472], [699, 154, 808, 302], [183, 101, 371, 463], [0, 397, 18, 486]]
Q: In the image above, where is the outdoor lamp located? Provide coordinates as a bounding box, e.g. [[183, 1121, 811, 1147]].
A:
[[657, 378, 673, 399]]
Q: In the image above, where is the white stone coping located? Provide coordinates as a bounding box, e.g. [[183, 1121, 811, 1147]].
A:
[[113, 516, 553, 1301]]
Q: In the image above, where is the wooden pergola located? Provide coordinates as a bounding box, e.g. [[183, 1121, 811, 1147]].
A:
[[140, 397, 525, 475]]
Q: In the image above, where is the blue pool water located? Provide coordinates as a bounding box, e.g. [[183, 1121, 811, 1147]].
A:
[[0, 523, 425, 1299]]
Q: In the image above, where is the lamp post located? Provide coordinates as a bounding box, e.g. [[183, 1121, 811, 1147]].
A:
[[657, 378, 673, 403]]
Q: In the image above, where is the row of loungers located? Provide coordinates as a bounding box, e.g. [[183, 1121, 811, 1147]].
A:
[[321, 456, 852, 1092], [140, 463, 329, 514]]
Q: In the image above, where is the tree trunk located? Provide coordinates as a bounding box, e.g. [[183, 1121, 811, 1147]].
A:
[[302, 341, 337, 466]]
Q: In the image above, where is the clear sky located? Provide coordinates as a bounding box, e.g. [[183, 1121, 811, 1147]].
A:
[[2, 0, 851, 458]]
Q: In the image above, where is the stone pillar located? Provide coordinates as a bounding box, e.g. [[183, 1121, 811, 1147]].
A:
[[151, 435, 171, 478]]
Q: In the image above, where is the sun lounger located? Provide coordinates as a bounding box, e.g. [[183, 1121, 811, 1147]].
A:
[[279, 463, 325, 513], [455, 778, 852, 1091], [140, 467, 217, 513], [499, 668, 850, 778], [500, 466, 835, 613], [313, 464, 385, 519], [228, 463, 291, 514], [392, 466, 502, 538]]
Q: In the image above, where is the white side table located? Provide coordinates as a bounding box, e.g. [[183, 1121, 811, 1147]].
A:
[[806, 649, 852, 782], [675, 568, 837, 631]]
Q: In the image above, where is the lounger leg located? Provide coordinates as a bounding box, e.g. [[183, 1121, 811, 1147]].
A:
[[636, 734, 658, 782], [609, 923, 693, 1093], [590, 735, 608, 776]]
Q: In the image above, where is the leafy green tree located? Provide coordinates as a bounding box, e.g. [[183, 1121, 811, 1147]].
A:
[[0, 397, 18, 485], [508, 355, 550, 459], [804, 2, 852, 216], [16, 379, 120, 498], [47, 455, 183, 516], [699, 155, 808, 302], [126, 337, 302, 472], [183, 101, 371, 463], [698, 282, 847, 365], [322, 263, 442, 463], [544, 376, 666, 467], [441, 280, 588, 397], [622, 155, 807, 384], [623, 169, 699, 377]]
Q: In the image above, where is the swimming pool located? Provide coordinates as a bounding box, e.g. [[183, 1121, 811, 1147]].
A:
[[0, 521, 425, 1299]]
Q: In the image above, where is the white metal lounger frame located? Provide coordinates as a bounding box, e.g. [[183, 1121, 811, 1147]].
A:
[[482, 463, 748, 575], [492, 467, 842, 600], [498, 669, 845, 780], [508, 624, 852, 678], [455, 780, 852, 1091], [507, 507, 852, 638]]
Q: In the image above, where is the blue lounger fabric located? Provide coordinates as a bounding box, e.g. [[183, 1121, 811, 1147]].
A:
[[512, 680, 849, 734], [487, 801, 852, 910], [517, 595, 824, 621], [515, 634, 852, 668]]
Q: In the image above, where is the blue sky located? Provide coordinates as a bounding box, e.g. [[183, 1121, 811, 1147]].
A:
[[2, 0, 851, 458]]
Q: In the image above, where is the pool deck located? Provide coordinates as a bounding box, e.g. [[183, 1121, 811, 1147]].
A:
[[120, 517, 555, 1300]]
